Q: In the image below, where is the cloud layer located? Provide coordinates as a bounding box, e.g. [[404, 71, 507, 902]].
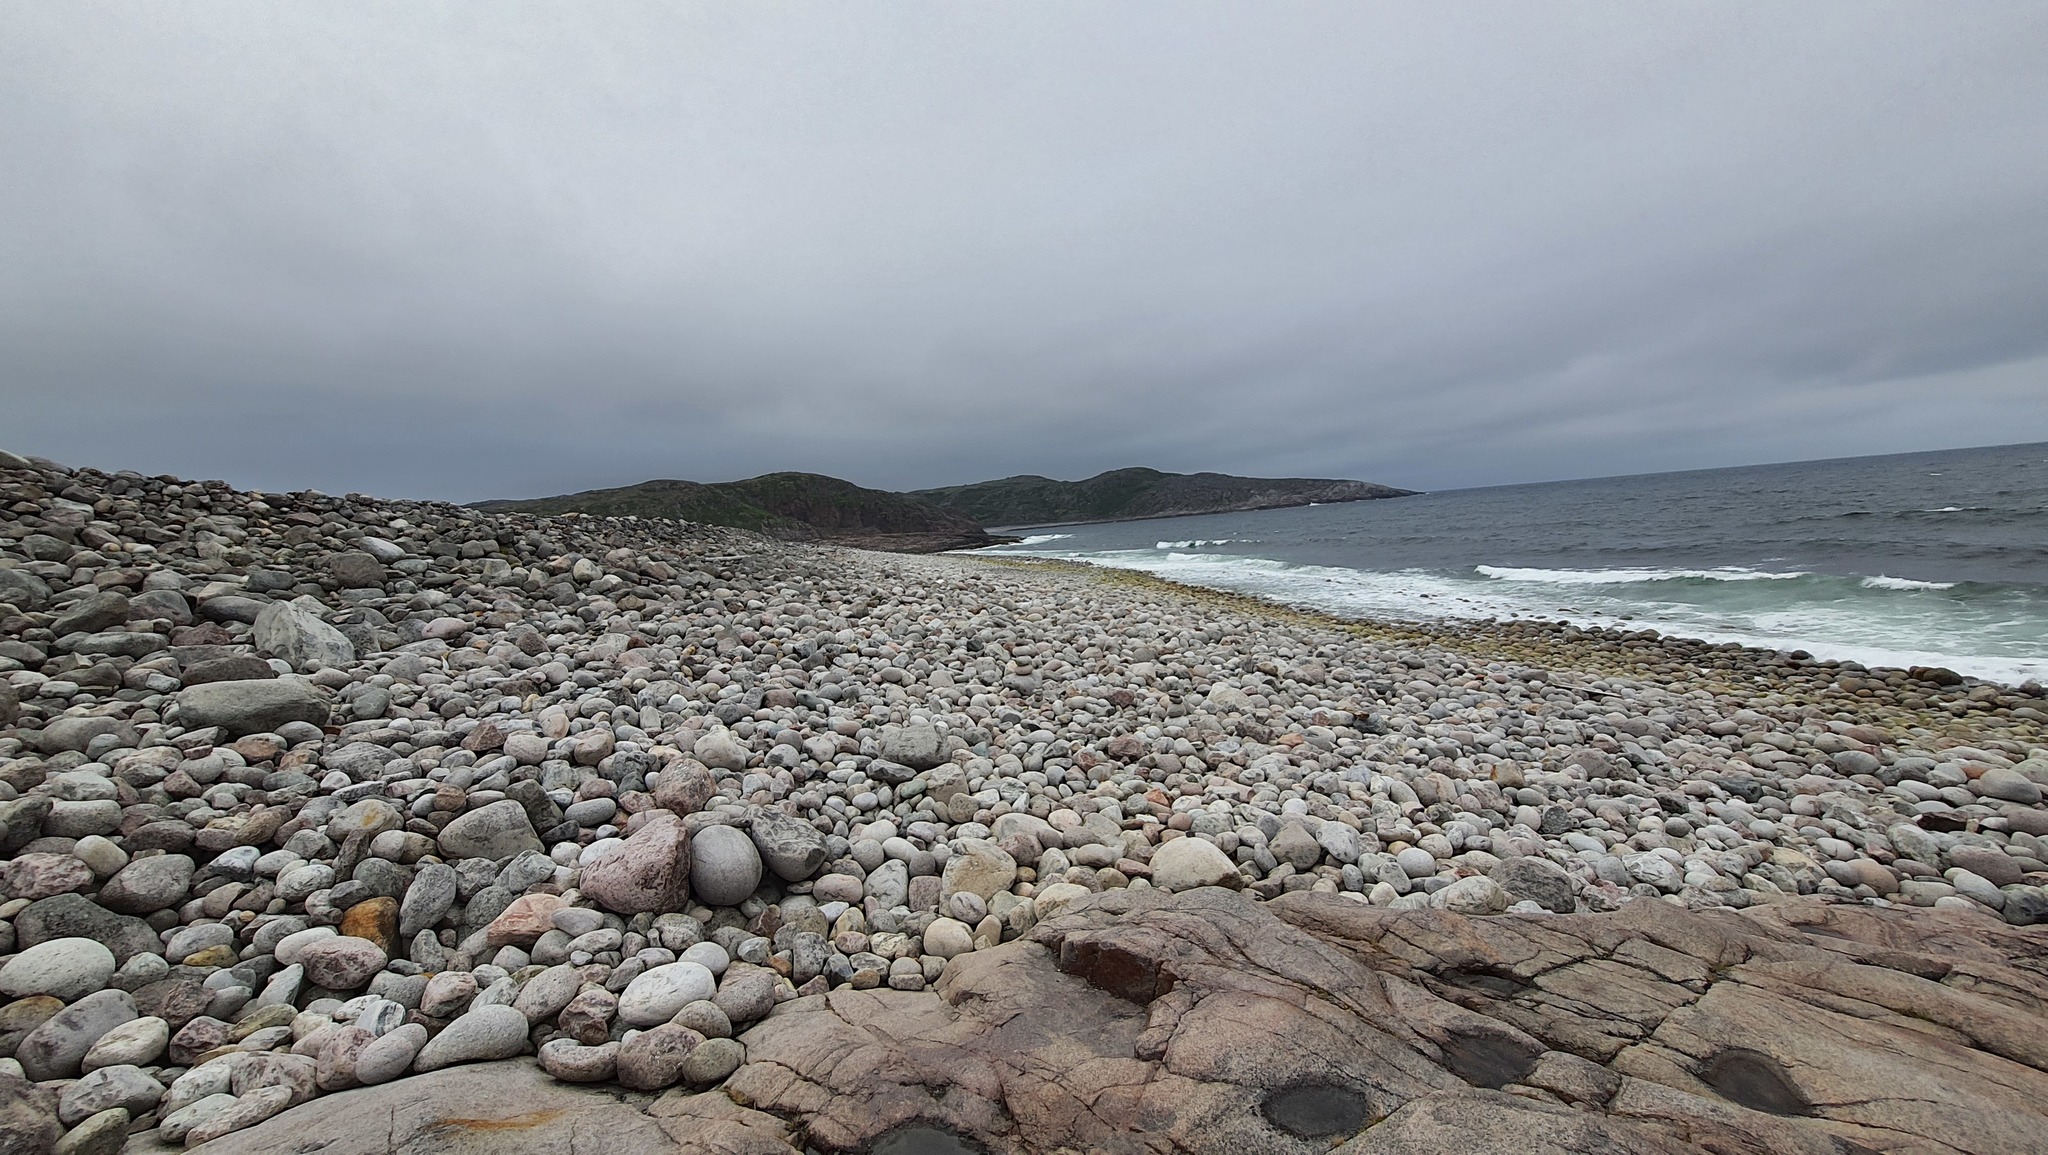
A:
[[5, 3, 2045, 500]]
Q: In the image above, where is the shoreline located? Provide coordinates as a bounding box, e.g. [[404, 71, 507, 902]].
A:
[[968, 554, 2047, 738], [961, 543, 2048, 690]]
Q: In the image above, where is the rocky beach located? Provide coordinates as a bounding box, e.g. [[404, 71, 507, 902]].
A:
[[1, 447, 2045, 1155]]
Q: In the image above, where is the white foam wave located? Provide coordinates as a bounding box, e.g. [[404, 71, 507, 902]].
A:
[[1474, 565, 1808, 585], [1860, 575, 1957, 591], [1156, 538, 1239, 549], [1009, 533, 1074, 546], [982, 547, 2042, 685]]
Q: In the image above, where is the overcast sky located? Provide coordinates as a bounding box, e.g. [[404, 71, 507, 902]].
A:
[[4, 3, 2046, 501]]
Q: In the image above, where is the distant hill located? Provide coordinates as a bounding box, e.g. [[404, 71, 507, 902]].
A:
[[473, 472, 1011, 553], [911, 467, 1416, 528]]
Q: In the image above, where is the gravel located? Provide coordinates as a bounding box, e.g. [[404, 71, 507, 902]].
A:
[[0, 449, 2043, 1146]]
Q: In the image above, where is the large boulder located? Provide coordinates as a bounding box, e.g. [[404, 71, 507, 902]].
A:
[[617, 961, 717, 1027], [0, 937, 116, 1002], [1148, 836, 1242, 890], [582, 813, 691, 914], [13, 894, 160, 964], [876, 722, 945, 771], [0, 1070, 61, 1155], [748, 809, 826, 882], [174, 678, 330, 737], [1489, 856, 1577, 913], [50, 591, 128, 637], [0, 566, 52, 611], [253, 598, 355, 670], [689, 824, 763, 907], [692, 730, 751, 772], [939, 839, 1016, 903], [436, 800, 542, 861], [96, 853, 196, 915], [15, 989, 136, 1080], [411, 1005, 529, 1073], [328, 551, 386, 588]]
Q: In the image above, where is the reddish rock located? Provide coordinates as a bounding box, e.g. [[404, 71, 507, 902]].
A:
[[724, 888, 2048, 1155], [581, 812, 691, 915], [616, 1023, 704, 1091], [296, 936, 387, 992], [653, 759, 716, 816], [460, 720, 507, 753], [557, 988, 618, 1046], [0, 854, 93, 901], [485, 893, 567, 948]]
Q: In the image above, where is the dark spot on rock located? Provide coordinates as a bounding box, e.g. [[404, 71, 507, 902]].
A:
[[1262, 1082, 1373, 1138], [1444, 971, 1522, 997], [1705, 1048, 1809, 1116], [867, 1123, 985, 1155], [1439, 1027, 1542, 1089], [1057, 938, 1175, 1003]]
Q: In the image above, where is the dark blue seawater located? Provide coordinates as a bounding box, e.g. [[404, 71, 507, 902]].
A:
[[966, 442, 2048, 684]]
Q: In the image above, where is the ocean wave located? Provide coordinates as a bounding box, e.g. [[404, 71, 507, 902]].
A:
[[1860, 575, 1957, 591], [1009, 533, 1074, 546], [1156, 538, 1240, 549], [1005, 548, 2043, 686], [1473, 565, 1809, 585]]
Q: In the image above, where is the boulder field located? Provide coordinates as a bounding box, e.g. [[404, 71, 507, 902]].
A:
[[0, 447, 2043, 1153]]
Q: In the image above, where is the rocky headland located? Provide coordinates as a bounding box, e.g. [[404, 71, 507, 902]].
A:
[[0, 448, 2044, 1154], [911, 466, 1416, 528], [474, 472, 1015, 554]]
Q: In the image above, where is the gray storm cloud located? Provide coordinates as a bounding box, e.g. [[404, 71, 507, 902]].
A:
[[4, 2, 2045, 501]]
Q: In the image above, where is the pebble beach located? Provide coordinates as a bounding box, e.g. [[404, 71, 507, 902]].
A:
[[2, 448, 2046, 1152]]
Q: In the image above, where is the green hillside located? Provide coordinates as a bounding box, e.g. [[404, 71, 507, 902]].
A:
[[911, 467, 1416, 527], [473, 473, 1006, 552]]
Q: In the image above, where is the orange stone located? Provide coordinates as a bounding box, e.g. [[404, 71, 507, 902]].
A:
[[341, 896, 400, 954]]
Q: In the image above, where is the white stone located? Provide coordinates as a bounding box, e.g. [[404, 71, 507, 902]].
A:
[[617, 961, 717, 1027], [1149, 837, 1241, 891], [412, 1005, 529, 1072], [0, 937, 115, 1002], [922, 917, 974, 959], [1436, 875, 1509, 915], [80, 1016, 168, 1070]]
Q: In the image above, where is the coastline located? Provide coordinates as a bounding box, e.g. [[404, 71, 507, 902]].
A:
[[981, 555, 2046, 742], [985, 489, 1419, 533]]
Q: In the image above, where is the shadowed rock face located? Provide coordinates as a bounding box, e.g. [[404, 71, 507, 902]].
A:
[[180, 888, 2048, 1155]]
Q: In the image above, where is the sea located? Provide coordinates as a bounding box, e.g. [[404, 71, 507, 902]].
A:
[[963, 442, 2048, 686]]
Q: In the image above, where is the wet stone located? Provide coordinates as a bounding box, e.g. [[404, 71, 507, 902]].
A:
[[1439, 1026, 1543, 1091], [1262, 1082, 1374, 1139], [1705, 1047, 1810, 1116], [868, 1124, 987, 1155]]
